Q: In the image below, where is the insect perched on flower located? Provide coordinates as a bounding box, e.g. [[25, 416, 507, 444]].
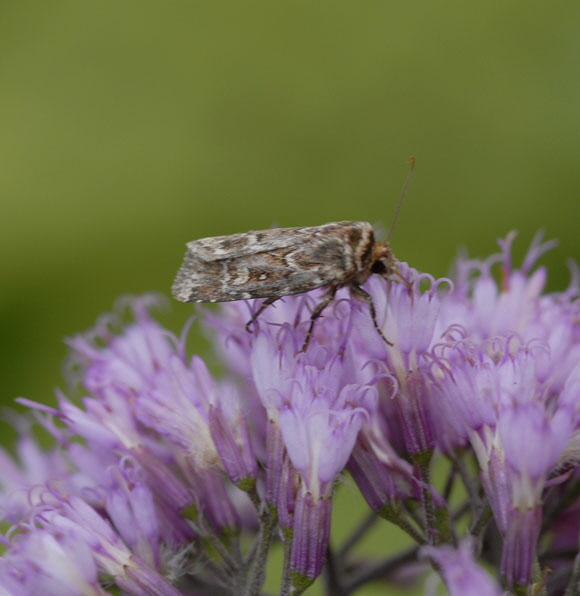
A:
[[172, 221, 400, 350]]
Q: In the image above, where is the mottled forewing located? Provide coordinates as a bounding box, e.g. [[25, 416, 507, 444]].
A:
[[172, 223, 359, 303]]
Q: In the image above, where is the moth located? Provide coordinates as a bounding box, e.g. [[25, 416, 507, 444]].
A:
[[172, 221, 399, 350]]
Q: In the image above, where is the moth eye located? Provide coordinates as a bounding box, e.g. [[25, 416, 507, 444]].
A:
[[370, 260, 387, 274]]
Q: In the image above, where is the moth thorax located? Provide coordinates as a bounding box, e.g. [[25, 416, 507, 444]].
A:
[[351, 224, 376, 270]]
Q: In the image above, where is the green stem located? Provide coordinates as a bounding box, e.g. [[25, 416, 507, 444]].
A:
[[563, 550, 580, 596], [243, 504, 277, 596], [278, 528, 294, 596], [379, 503, 427, 545]]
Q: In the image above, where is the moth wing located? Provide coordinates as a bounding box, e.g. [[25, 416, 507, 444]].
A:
[[184, 227, 320, 262], [172, 227, 354, 303]]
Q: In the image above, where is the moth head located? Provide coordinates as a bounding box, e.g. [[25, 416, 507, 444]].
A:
[[370, 242, 397, 277]]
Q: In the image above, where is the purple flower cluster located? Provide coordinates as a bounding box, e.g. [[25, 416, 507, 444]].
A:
[[1, 232, 579, 595]]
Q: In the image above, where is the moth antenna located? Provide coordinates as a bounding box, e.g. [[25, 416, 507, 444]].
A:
[[386, 156, 415, 243]]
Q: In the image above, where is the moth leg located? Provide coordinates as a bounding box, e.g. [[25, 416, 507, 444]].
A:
[[300, 286, 339, 352], [245, 296, 280, 333], [350, 284, 393, 346]]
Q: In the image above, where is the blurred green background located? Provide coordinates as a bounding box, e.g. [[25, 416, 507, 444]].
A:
[[3, 1, 579, 406], [1, 2, 578, 593]]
